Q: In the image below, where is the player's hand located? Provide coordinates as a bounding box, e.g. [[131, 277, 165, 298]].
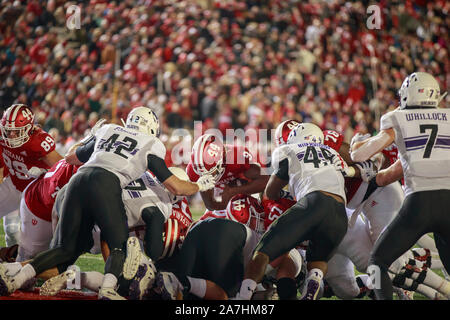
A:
[[90, 118, 106, 136], [220, 185, 235, 204], [332, 154, 355, 177], [350, 133, 371, 150], [355, 160, 378, 182], [196, 174, 216, 192], [27, 166, 47, 178]]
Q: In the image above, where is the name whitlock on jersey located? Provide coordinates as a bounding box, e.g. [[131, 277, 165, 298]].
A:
[[79, 124, 166, 188], [380, 108, 450, 196], [272, 142, 346, 204], [122, 171, 173, 228]]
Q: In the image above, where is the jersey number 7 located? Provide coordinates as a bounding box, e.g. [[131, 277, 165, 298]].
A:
[[419, 124, 437, 159]]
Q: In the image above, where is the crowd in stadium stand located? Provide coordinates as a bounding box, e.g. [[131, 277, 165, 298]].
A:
[[0, 0, 448, 164]]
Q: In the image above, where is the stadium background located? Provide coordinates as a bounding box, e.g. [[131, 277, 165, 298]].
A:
[[0, 0, 448, 299]]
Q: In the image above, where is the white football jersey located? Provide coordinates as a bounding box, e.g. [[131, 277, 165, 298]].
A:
[[272, 142, 346, 203], [380, 108, 450, 196], [122, 171, 173, 228], [79, 124, 166, 188]]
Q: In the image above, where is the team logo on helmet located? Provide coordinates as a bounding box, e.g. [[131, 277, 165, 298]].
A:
[[1, 104, 35, 148]]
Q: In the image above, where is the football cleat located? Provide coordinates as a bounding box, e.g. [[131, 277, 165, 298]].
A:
[[155, 272, 183, 300], [300, 277, 321, 300], [123, 237, 142, 280], [40, 270, 75, 296], [128, 261, 157, 300], [98, 287, 127, 300]]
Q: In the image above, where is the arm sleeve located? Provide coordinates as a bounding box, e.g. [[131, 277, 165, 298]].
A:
[[275, 158, 289, 181], [147, 154, 173, 183], [75, 137, 96, 163]]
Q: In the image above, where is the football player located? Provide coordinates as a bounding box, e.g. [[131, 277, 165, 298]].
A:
[[0, 104, 63, 247], [186, 134, 269, 212], [238, 123, 350, 300], [276, 121, 449, 299], [16, 159, 80, 262], [0, 106, 215, 300], [155, 196, 264, 300], [39, 168, 194, 300], [351, 72, 450, 299]]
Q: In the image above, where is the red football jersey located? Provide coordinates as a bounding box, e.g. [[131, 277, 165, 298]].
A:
[[199, 209, 227, 221], [323, 129, 362, 203], [262, 192, 296, 230], [186, 144, 253, 187], [24, 159, 79, 222], [382, 144, 399, 166], [170, 197, 193, 232], [0, 127, 56, 192]]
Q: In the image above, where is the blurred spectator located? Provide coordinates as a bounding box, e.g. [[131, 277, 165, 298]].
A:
[[0, 0, 448, 164]]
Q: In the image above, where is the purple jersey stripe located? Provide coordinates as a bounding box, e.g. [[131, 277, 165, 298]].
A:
[[435, 138, 450, 146], [404, 135, 428, 141], [405, 138, 427, 149]]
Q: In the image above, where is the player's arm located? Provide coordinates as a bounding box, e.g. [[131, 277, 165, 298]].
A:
[[42, 150, 63, 167], [65, 136, 96, 165], [200, 188, 231, 211], [264, 159, 289, 200], [337, 142, 362, 178], [350, 129, 395, 162], [374, 159, 403, 187], [222, 163, 270, 199], [148, 155, 212, 196]]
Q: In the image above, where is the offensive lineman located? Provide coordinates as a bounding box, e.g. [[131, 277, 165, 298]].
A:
[[351, 72, 450, 299], [0, 106, 215, 299]]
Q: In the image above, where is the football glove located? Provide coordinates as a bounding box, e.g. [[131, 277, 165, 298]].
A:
[[27, 166, 47, 178], [332, 154, 356, 177], [196, 174, 216, 192], [355, 160, 378, 182]]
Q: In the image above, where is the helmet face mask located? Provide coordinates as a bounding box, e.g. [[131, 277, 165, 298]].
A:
[[125, 106, 160, 137], [191, 134, 225, 183], [1, 104, 34, 148], [287, 123, 324, 145], [398, 72, 440, 109]]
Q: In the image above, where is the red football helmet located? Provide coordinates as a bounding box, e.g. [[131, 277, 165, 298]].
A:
[[226, 194, 266, 235], [161, 218, 185, 259], [191, 134, 226, 182], [274, 119, 301, 147], [1, 104, 35, 148]]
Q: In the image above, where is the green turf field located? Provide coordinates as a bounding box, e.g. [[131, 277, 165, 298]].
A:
[[0, 214, 438, 300]]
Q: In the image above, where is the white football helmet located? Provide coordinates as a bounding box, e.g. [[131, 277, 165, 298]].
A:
[[125, 106, 160, 137], [287, 123, 324, 145], [398, 72, 440, 109]]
